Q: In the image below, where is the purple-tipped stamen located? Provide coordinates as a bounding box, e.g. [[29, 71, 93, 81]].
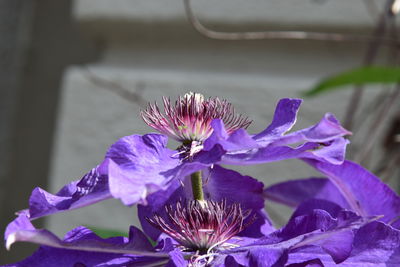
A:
[[141, 92, 252, 143], [146, 200, 255, 255]]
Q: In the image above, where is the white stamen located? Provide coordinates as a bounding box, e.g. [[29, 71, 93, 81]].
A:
[[185, 92, 205, 105]]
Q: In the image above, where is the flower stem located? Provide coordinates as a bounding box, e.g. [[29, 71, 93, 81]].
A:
[[191, 171, 204, 200]]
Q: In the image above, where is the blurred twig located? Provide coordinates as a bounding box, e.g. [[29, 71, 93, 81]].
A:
[[363, 0, 380, 21], [353, 10, 400, 135], [381, 150, 400, 183], [376, 112, 400, 182], [351, 88, 390, 133], [353, 0, 400, 170], [344, 0, 397, 130], [183, 0, 397, 44], [356, 86, 400, 164], [82, 67, 148, 108]]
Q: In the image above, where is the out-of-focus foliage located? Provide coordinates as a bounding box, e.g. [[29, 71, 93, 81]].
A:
[[86, 226, 128, 238], [304, 66, 400, 96]]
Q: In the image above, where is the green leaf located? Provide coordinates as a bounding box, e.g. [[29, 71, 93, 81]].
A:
[[304, 66, 400, 96], [86, 226, 128, 239]]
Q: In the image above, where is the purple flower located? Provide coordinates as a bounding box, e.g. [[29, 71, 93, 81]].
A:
[[138, 165, 273, 240], [5, 160, 400, 266], [22, 95, 350, 223], [6, 94, 392, 266], [107, 96, 350, 206], [5, 190, 398, 266]]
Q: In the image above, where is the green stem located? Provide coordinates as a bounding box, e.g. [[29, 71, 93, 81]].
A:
[[191, 171, 204, 200]]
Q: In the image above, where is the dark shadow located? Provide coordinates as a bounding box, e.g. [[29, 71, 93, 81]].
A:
[[0, 0, 100, 264]]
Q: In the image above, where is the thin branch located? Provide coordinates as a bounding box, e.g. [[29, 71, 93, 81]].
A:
[[356, 86, 400, 164], [82, 67, 148, 108], [183, 0, 398, 45], [382, 150, 400, 183], [351, 88, 390, 134], [353, 0, 400, 165], [375, 111, 400, 182], [351, 11, 400, 135], [363, 0, 380, 21], [344, 0, 396, 130]]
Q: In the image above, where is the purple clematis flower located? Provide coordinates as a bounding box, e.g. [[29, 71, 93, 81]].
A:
[[21, 94, 350, 223], [3, 93, 400, 266], [4, 183, 399, 266], [5, 152, 400, 266]]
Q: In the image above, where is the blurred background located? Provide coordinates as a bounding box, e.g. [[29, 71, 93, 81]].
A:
[[1, 0, 399, 264]]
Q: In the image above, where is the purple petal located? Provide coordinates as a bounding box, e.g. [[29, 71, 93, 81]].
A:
[[247, 247, 289, 267], [304, 159, 400, 224], [203, 119, 229, 150], [222, 255, 243, 267], [203, 100, 350, 166], [277, 209, 347, 241], [4, 246, 136, 267], [289, 199, 345, 220], [202, 165, 275, 236], [29, 159, 112, 219], [243, 206, 373, 265], [217, 247, 287, 267], [264, 177, 349, 209], [105, 134, 180, 205], [388, 246, 400, 265], [137, 179, 182, 241], [349, 221, 400, 263], [106, 134, 222, 206], [286, 258, 323, 267], [270, 113, 351, 145], [220, 142, 318, 165], [300, 137, 350, 165], [307, 230, 353, 263], [220, 137, 349, 166], [254, 98, 302, 141], [308, 113, 351, 141], [281, 216, 356, 264], [5, 226, 170, 267], [214, 204, 376, 266], [287, 221, 400, 266], [204, 119, 258, 151], [165, 144, 226, 182], [4, 210, 34, 244], [286, 247, 332, 267], [26, 133, 214, 220], [6, 214, 166, 257], [138, 165, 273, 240], [166, 248, 188, 267]]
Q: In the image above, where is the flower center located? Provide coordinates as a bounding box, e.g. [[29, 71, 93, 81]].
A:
[[146, 200, 255, 255], [141, 92, 252, 144]]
